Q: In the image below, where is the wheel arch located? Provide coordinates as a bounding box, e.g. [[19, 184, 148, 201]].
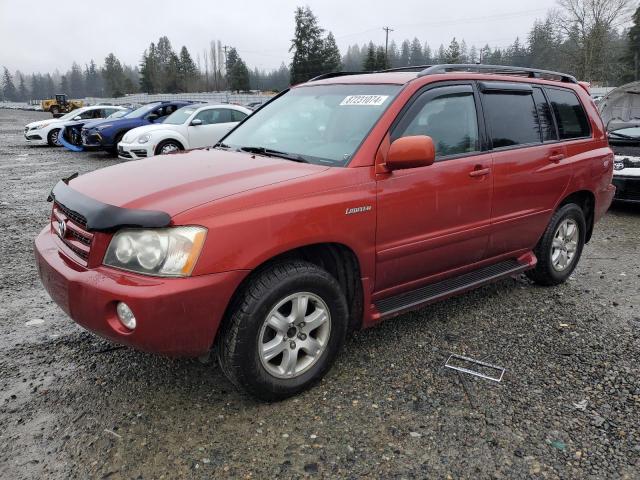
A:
[[557, 189, 596, 243], [155, 137, 186, 155], [219, 242, 364, 345]]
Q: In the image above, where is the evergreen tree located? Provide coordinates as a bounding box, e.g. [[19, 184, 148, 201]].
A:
[[69, 62, 84, 98], [445, 38, 461, 63], [59, 75, 69, 95], [423, 42, 432, 64], [2, 67, 18, 101], [18, 73, 29, 101], [375, 46, 388, 70], [140, 43, 160, 93], [409, 37, 424, 65], [363, 42, 377, 71], [388, 40, 400, 67], [322, 32, 342, 72], [399, 40, 411, 66], [229, 58, 250, 91], [626, 6, 640, 80], [289, 6, 326, 84], [178, 46, 198, 92], [102, 53, 126, 96], [44, 74, 55, 98]]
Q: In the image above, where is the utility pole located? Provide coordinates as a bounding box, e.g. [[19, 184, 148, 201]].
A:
[[383, 26, 394, 68]]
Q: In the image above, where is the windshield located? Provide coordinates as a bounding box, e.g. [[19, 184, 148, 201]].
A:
[[124, 103, 161, 119], [223, 84, 401, 166], [610, 127, 640, 139], [164, 106, 197, 125], [108, 110, 129, 119], [59, 108, 88, 120]]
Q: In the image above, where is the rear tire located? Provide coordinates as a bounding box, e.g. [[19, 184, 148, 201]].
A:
[[218, 261, 349, 401], [526, 203, 586, 286], [47, 128, 61, 147]]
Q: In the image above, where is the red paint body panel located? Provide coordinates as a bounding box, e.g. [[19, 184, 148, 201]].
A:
[[34, 71, 615, 356]]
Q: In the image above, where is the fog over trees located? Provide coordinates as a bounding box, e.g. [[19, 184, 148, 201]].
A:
[[1, 0, 638, 101]]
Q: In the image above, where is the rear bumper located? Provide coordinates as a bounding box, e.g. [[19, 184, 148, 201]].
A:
[[35, 227, 247, 356], [612, 175, 640, 203]]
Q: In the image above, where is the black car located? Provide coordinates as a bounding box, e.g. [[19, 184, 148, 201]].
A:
[[608, 128, 640, 204]]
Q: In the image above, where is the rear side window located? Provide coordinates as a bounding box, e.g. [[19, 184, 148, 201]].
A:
[[231, 110, 248, 122], [545, 88, 590, 139], [482, 91, 541, 148], [532, 88, 558, 142], [392, 85, 480, 159]]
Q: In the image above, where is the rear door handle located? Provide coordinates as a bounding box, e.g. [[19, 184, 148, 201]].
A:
[[469, 167, 491, 177], [549, 153, 565, 163]]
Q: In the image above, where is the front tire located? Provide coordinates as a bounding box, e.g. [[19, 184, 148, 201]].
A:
[[526, 203, 586, 286], [155, 139, 183, 155], [218, 261, 349, 401], [47, 128, 61, 147]]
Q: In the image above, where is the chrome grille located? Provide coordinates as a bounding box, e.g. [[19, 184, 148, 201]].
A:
[[52, 203, 93, 264]]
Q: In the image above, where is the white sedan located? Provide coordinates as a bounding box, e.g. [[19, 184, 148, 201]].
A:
[[117, 104, 251, 160], [24, 105, 126, 146]]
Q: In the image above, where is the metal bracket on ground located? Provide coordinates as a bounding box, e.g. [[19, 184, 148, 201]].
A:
[[444, 354, 506, 383]]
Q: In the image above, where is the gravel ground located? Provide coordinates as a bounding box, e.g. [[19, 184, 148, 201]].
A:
[[1, 109, 639, 479]]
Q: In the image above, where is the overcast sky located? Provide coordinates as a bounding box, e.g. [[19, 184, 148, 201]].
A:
[[0, 0, 559, 75]]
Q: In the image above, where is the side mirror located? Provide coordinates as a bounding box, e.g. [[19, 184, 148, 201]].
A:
[[386, 135, 435, 170], [73, 116, 81, 121], [190, 119, 203, 126]]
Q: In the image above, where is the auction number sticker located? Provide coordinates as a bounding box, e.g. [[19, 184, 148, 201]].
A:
[[340, 95, 389, 106]]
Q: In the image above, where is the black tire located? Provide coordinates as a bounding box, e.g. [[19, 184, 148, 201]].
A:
[[526, 203, 586, 286], [155, 139, 183, 156], [47, 128, 61, 147], [108, 132, 125, 154], [218, 261, 349, 401]]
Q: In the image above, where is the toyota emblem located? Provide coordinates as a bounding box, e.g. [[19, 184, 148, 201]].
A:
[[57, 219, 67, 238]]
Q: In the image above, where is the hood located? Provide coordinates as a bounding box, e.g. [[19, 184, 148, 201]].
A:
[[26, 118, 64, 128], [67, 148, 329, 216], [599, 81, 640, 132], [123, 123, 174, 142], [85, 117, 142, 131]]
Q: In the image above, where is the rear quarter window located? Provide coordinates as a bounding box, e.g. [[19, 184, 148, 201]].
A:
[[545, 88, 591, 139], [482, 91, 541, 148]]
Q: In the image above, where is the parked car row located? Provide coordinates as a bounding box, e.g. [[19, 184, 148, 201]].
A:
[[24, 101, 253, 160]]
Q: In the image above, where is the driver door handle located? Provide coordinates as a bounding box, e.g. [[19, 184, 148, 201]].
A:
[[469, 166, 491, 177], [549, 153, 565, 163]]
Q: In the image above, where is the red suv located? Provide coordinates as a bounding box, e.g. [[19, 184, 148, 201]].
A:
[[35, 64, 615, 400]]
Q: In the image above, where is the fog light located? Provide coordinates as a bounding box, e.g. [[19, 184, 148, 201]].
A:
[[116, 302, 136, 330]]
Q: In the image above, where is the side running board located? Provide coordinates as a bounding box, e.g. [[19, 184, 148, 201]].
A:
[[375, 258, 530, 318]]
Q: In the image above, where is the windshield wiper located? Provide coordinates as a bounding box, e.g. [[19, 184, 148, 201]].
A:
[[213, 142, 231, 149], [238, 146, 309, 163]]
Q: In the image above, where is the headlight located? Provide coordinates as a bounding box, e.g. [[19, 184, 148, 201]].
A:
[[104, 226, 207, 277], [138, 134, 151, 144]]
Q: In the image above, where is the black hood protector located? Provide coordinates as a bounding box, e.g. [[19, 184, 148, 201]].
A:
[[48, 179, 171, 232]]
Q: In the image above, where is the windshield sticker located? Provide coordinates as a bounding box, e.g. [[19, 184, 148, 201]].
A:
[[340, 95, 389, 106]]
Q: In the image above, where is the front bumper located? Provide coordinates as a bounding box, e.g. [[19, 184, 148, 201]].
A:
[[612, 174, 640, 203], [35, 227, 247, 356], [24, 128, 47, 144], [118, 141, 153, 160], [81, 130, 104, 148]]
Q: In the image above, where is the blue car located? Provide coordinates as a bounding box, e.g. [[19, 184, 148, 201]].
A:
[[81, 101, 193, 153]]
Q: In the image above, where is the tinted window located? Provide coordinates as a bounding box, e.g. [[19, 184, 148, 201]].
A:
[[483, 92, 540, 148], [533, 88, 557, 141], [393, 88, 480, 158], [546, 88, 590, 139], [231, 109, 248, 122]]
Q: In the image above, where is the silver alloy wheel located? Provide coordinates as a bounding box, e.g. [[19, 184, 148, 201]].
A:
[[51, 130, 61, 146], [258, 292, 331, 379], [160, 143, 179, 154], [551, 218, 579, 272]]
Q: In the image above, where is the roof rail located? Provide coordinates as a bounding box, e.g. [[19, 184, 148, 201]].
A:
[[307, 71, 364, 82], [379, 65, 433, 73], [418, 64, 578, 84]]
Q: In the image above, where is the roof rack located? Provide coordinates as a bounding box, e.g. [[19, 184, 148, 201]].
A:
[[418, 64, 578, 84], [307, 71, 364, 82], [379, 65, 433, 73]]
